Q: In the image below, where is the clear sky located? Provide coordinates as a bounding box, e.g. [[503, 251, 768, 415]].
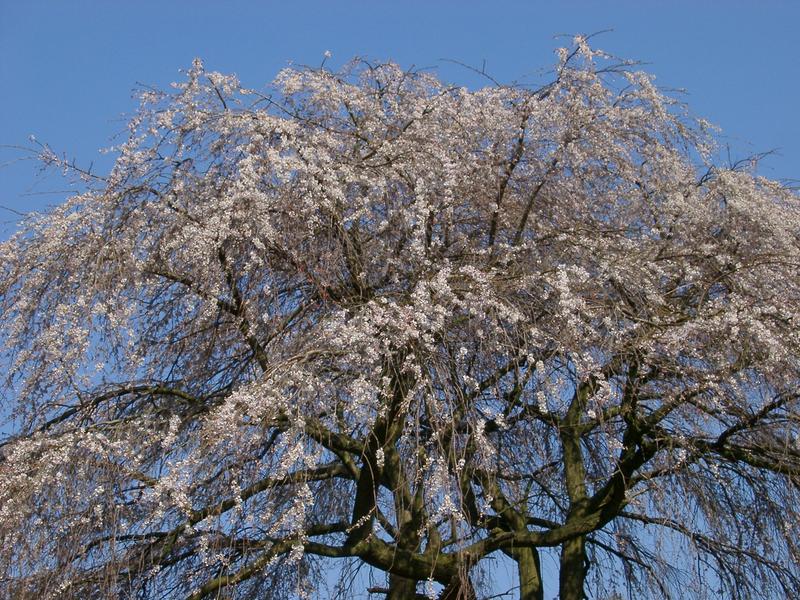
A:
[[0, 1, 798, 596]]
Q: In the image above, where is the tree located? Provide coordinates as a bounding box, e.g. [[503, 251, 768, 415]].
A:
[[1, 40, 799, 600]]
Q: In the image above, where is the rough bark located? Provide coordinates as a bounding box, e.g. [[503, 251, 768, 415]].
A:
[[559, 535, 587, 600], [516, 546, 544, 600], [387, 574, 419, 599]]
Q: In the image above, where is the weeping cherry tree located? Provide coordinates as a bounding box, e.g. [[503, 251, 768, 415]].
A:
[[1, 40, 799, 599]]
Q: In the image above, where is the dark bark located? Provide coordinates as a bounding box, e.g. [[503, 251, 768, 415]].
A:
[[559, 535, 587, 600], [516, 546, 544, 600], [557, 382, 590, 600], [439, 574, 476, 600], [387, 574, 419, 599]]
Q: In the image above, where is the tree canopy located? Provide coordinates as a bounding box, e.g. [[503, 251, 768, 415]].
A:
[[1, 41, 799, 599]]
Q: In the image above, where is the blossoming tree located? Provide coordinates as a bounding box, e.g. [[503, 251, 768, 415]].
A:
[[1, 41, 799, 599]]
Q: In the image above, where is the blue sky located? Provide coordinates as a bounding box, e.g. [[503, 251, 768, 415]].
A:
[[0, 1, 797, 595], [1, 0, 799, 239]]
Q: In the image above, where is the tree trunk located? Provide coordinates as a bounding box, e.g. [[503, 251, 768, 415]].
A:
[[559, 535, 587, 600], [517, 546, 544, 600], [387, 573, 418, 599]]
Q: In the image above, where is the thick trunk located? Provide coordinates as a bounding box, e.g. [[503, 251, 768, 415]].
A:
[[558, 383, 590, 600], [384, 442, 423, 600], [387, 573, 418, 599], [559, 535, 587, 600], [517, 546, 544, 600]]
